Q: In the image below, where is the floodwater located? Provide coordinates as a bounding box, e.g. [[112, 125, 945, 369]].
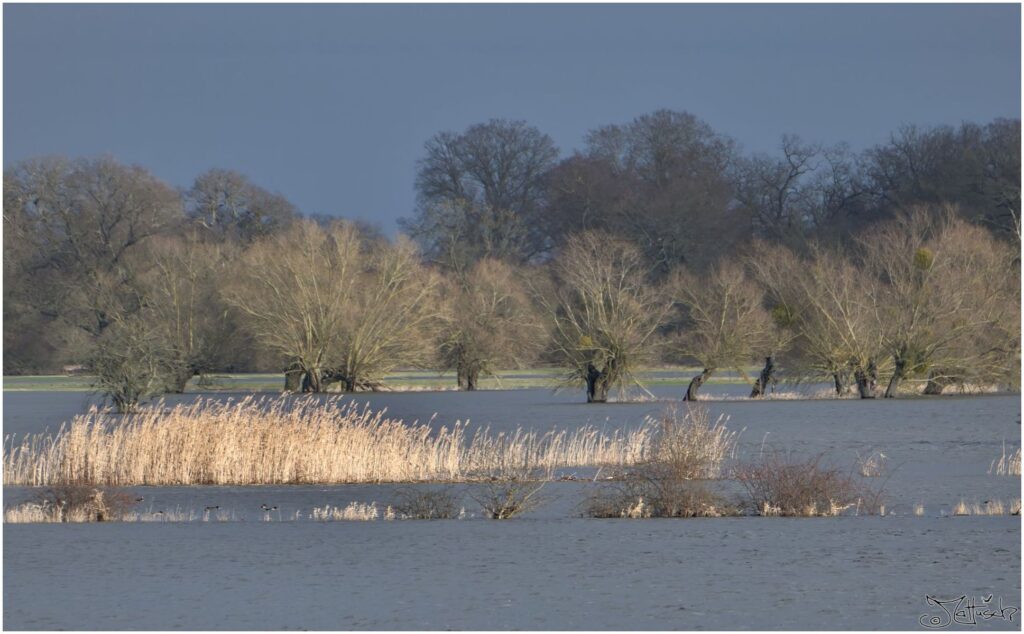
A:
[[3, 387, 1021, 629]]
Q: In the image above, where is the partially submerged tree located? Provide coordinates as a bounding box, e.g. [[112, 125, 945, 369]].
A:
[[542, 232, 672, 403], [142, 234, 237, 392], [437, 259, 543, 390], [229, 220, 439, 392], [743, 241, 808, 397], [90, 314, 175, 413], [794, 246, 886, 398], [667, 262, 775, 401], [328, 236, 441, 391], [860, 207, 1020, 397], [228, 220, 360, 392]]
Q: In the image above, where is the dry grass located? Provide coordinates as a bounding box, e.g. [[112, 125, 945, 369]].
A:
[[311, 501, 393, 521], [913, 503, 925, 516], [989, 444, 1021, 476], [951, 498, 1020, 516], [3, 485, 140, 523], [3, 396, 653, 486], [649, 404, 740, 480], [3, 487, 202, 523], [582, 405, 742, 519], [4, 503, 64, 523], [122, 507, 198, 522], [857, 450, 888, 477]]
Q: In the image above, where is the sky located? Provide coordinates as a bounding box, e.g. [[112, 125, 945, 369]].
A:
[[3, 3, 1021, 232]]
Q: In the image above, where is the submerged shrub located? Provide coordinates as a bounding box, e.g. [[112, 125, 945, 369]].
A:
[[583, 405, 741, 519], [4, 485, 139, 523], [469, 462, 550, 519], [584, 479, 737, 519], [736, 452, 876, 517], [392, 486, 460, 519]]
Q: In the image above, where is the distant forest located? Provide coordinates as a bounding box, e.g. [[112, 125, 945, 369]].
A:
[[3, 111, 1020, 405]]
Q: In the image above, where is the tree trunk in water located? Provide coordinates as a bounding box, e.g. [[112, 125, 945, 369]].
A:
[[284, 361, 303, 392], [684, 368, 714, 401], [167, 366, 195, 394], [884, 355, 906, 399], [585, 362, 607, 403], [923, 370, 950, 395], [301, 367, 324, 393], [750, 356, 775, 398], [457, 365, 479, 391], [832, 371, 848, 396], [854, 360, 878, 399]]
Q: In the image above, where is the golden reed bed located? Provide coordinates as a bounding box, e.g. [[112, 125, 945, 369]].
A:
[[3, 396, 652, 486]]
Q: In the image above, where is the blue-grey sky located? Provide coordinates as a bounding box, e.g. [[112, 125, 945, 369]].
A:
[[4, 3, 1020, 231]]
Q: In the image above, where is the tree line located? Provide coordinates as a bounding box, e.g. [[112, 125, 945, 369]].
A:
[[3, 110, 1020, 408]]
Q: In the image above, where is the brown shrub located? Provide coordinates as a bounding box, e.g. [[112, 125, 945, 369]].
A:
[[6, 485, 140, 523], [736, 452, 878, 517], [469, 463, 549, 519], [584, 478, 737, 518], [392, 486, 460, 520]]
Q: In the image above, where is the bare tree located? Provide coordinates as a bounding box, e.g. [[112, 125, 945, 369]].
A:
[[402, 119, 559, 269], [743, 241, 810, 396], [3, 157, 182, 372], [666, 262, 776, 401], [863, 121, 1022, 245], [546, 110, 742, 275], [736, 136, 868, 246], [541, 232, 672, 403], [184, 169, 297, 243], [142, 233, 238, 392], [328, 235, 441, 391], [860, 207, 1020, 397], [736, 135, 820, 242], [791, 245, 886, 397], [90, 313, 176, 413], [228, 220, 361, 391], [436, 259, 544, 390], [229, 220, 439, 392]]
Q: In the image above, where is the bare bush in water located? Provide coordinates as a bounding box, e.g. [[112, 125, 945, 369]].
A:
[[392, 486, 460, 519], [4, 485, 139, 523], [737, 452, 880, 517]]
